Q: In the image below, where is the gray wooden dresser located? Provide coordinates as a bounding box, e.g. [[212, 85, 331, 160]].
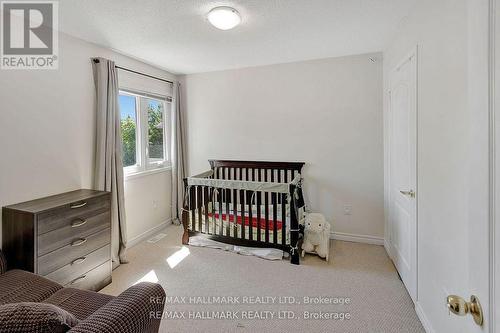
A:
[[2, 189, 112, 291]]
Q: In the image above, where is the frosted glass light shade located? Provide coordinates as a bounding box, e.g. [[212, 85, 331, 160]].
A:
[[207, 6, 241, 30]]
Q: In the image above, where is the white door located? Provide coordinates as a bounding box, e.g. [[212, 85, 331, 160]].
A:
[[388, 49, 417, 302], [434, 1, 491, 332], [384, 2, 493, 332]]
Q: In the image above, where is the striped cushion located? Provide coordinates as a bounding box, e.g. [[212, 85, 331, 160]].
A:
[[69, 282, 165, 333], [44, 288, 114, 320], [0, 270, 62, 305], [0, 302, 79, 333]]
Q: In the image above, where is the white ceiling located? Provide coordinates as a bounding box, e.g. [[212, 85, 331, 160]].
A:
[[59, 0, 416, 74]]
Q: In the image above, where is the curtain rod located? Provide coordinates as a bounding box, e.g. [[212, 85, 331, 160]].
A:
[[92, 58, 174, 85]]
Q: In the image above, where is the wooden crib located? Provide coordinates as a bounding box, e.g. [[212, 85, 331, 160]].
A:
[[181, 160, 305, 264]]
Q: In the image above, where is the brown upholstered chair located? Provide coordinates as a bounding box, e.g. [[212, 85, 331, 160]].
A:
[[0, 249, 165, 333]]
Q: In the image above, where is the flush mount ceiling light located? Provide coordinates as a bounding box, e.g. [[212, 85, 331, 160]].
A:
[[207, 6, 241, 30]]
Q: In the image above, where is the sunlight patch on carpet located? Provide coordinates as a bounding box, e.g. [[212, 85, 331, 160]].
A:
[[133, 270, 159, 285], [167, 246, 190, 268]]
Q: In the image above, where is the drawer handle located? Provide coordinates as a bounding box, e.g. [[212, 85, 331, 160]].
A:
[[70, 275, 87, 285], [71, 219, 87, 228], [70, 201, 87, 209], [71, 238, 87, 247], [71, 257, 87, 265]]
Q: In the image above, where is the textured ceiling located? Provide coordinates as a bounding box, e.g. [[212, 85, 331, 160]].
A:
[[59, 0, 416, 74]]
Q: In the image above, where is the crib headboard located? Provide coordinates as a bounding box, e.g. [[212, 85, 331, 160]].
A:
[[208, 160, 305, 182]]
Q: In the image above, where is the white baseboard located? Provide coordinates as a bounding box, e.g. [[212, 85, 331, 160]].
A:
[[384, 239, 393, 259], [415, 301, 434, 333], [330, 231, 384, 245], [128, 219, 172, 248]]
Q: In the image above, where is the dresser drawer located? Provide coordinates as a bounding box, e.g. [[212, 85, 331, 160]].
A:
[[37, 194, 110, 235], [38, 211, 110, 256], [38, 228, 111, 275], [44, 245, 110, 286], [66, 260, 112, 291]]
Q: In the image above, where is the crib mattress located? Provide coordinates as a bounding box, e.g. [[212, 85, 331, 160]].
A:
[[189, 212, 290, 245]]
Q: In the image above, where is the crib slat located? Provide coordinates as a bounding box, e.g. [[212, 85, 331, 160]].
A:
[[211, 186, 215, 235], [220, 188, 223, 236], [214, 168, 221, 236], [277, 170, 282, 204], [289, 183, 299, 264], [281, 169, 289, 245], [282, 193, 287, 245], [248, 189, 253, 241], [190, 186, 195, 231], [256, 169, 262, 242], [246, 168, 251, 241], [203, 186, 208, 234], [226, 171, 230, 237], [214, 189, 217, 235], [256, 192, 261, 242], [240, 189, 245, 239], [214, 186, 218, 236], [197, 186, 202, 232], [229, 169, 233, 198], [212, 187, 216, 235], [233, 169, 238, 238], [271, 170, 277, 244], [247, 169, 251, 196], [211, 186, 215, 234], [207, 179, 213, 234], [264, 170, 270, 243], [192, 186, 196, 231], [226, 168, 231, 236]]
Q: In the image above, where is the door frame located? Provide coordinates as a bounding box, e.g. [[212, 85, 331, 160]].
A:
[[491, 0, 498, 332], [385, 46, 419, 302]]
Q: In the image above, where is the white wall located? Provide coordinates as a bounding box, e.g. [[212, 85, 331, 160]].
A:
[[181, 53, 384, 240], [384, 0, 491, 332], [124, 171, 172, 246], [0, 32, 175, 248]]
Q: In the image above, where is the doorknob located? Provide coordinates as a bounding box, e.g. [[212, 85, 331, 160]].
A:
[[446, 295, 483, 326], [400, 189, 415, 198]]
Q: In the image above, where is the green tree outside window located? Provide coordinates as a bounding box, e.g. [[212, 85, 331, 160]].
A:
[[120, 102, 164, 167]]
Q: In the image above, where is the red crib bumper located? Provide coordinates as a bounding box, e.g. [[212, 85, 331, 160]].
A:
[[207, 213, 283, 231]]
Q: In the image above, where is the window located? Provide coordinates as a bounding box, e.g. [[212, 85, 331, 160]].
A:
[[119, 90, 171, 175], [147, 99, 164, 164], [119, 94, 138, 168]]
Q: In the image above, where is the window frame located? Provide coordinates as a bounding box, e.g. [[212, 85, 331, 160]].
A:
[[119, 89, 171, 176], [142, 96, 169, 169], [118, 91, 141, 173]]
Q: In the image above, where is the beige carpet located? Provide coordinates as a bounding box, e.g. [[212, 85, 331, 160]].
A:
[[101, 225, 424, 333]]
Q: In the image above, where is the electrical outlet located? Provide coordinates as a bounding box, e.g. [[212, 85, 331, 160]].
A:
[[153, 200, 158, 209], [343, 205, 352, 215]]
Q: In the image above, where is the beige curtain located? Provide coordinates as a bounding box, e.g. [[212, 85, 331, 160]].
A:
[[92, 57, 128, 268], [171, 82, 187, 224]]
